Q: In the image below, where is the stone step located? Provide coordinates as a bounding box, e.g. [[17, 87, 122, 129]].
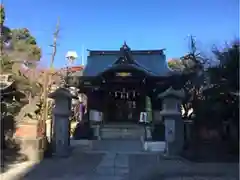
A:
[[100, 126, 145, 140], [101, 128, 144, 133], [102, 124, 143, 129], [100, 133, 143, 139]]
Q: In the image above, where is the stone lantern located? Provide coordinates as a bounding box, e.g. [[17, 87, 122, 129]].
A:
[[48, 87, 77, 157], [158, 87, 185, 155]]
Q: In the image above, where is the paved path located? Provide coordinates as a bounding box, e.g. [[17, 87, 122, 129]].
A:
[[1, 140, 238, 180], [21, 152, 104, 180], [91, 139, 143, 152], [2, 152, 238, 180], [129, 154, 239, 180], [94, 152, 129, 180]]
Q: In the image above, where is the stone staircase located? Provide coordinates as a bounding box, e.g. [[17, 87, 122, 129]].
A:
[[99, 124, 145, 140]]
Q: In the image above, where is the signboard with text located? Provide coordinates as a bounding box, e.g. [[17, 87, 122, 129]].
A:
[[115, 72, 132, 77]]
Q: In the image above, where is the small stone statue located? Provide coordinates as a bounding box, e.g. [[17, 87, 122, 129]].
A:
[[15, 96, 40, 122]]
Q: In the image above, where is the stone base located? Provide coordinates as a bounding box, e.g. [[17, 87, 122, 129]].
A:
[[14, 119, 49, 162], [93, 125, 101, 140], [143, 141, 166, 152], [71, 140, 92, 148], [15, 137, 47, 162], [99, 124, 145, 140]]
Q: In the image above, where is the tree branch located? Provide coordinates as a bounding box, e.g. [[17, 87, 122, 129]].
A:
[[41, 18, 60, 134]]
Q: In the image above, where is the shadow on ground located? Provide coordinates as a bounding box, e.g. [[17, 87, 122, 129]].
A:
[[181, 141, 239, 163], [128, 154, 239, 180], [141, 172, 239, 180], [2, 149, 239, 180], [1, 114, 28, 173], [21, 152, 104, 180]]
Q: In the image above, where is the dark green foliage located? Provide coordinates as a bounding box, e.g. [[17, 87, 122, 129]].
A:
[[168, 38, 239, 129], [0, 4, 5, 24], [206, 41, 239, 125], [168, 37, 207, 121], [169, 39, 239, 159], [1, 26, 42, 95], [2, 26, 11, 42], [209, 42, 239, 92]]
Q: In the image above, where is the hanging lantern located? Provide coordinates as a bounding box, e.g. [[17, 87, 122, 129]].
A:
[[126, 92, 129, 99], [115, 91, 117, 97]]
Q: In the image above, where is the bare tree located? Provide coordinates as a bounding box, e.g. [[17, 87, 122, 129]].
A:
[[40, 18, 60, 135]]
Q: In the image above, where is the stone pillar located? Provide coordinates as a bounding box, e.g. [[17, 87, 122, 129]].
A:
[[15, 119, 46, 162], [145, 126, 152, 140], [48, 87, 75, 157], [89, 109, 103, 140], [158, 87, 185, 155]]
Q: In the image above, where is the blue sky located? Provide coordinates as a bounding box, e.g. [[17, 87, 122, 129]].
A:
[[4, 0, 239, 68]]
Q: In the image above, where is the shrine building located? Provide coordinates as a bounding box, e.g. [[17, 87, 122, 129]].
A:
[[68, 43, 187, 124]]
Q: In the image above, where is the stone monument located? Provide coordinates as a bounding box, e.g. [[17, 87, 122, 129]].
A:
[[48, 87, 76, 157], [158, 87, 185, 155]]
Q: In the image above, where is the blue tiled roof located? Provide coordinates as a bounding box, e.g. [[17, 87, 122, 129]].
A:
[[82, 51, 173, 77], [83, 54, 117, 77], [133, 54, 172, 76]]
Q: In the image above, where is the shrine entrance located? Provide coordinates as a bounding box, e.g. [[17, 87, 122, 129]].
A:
[[114, 100, 137, 122], [105, 87, 144, 124], [107, 97, 139, 123]]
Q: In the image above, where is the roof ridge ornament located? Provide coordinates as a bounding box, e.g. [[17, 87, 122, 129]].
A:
[[121, 41, 131, 52], [117, 42, 134, 64]]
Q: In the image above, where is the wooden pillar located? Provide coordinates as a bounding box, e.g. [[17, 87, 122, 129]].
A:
[[86, 91, 93, 122], [103, 91, 109, 123]]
